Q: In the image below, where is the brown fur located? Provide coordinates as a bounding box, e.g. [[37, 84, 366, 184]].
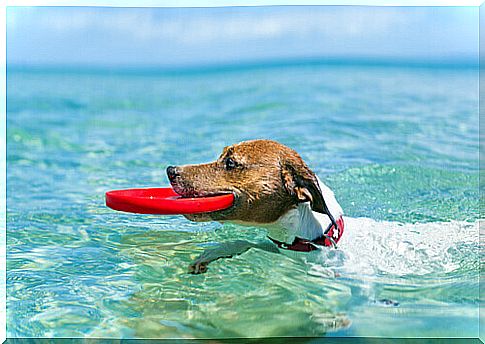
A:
[[167, 139, 325, 224]]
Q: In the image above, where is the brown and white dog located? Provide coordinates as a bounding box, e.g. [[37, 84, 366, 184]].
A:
[[166, 139, 344, 274]]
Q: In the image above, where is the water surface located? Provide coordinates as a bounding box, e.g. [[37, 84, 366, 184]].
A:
[[7, 62, 480, 338]]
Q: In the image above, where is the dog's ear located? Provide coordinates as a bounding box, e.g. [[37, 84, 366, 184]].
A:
[[281, 157, 340, 234], [281, 161, 326, 214]]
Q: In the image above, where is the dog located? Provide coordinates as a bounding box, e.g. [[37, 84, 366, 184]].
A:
[[166, 139, 344, 274]]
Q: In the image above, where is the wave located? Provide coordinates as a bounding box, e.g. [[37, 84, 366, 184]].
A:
[[307, 217, 480, 278]]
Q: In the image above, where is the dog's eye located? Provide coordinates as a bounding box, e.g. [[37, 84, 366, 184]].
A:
[[224, 158, 238, 170]]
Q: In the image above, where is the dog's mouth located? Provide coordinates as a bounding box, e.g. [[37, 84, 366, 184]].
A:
[[170, 182, 238, 221], [177, 189, 234, 199], [170, 181, 236, 200]]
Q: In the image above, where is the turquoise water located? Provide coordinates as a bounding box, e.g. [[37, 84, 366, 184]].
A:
[[7, 62, 480, 338]]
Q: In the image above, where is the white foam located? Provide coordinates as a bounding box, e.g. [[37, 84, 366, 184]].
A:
[[308, 217, 480, 277]]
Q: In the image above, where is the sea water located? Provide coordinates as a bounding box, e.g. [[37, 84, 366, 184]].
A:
[[6, 62, 480, 338]]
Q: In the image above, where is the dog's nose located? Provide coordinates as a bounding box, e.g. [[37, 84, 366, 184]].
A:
[[166, 165, 179, 181]]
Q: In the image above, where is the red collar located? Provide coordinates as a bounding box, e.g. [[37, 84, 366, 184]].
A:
[[268, 216, 344, 252]]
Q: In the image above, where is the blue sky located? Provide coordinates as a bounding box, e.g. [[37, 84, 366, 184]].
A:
[[7, 6, 478, 67]]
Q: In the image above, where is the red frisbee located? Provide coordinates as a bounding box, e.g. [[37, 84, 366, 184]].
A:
[[105, 188, 234, 215]]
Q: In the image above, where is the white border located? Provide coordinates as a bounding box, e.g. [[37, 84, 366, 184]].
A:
[[3, 0, 483, 6], [1, 3, 6, 343], [1, 1, 481, 342]]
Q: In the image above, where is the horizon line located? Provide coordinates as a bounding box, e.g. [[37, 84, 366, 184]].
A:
[[6, 55, 479, 74]]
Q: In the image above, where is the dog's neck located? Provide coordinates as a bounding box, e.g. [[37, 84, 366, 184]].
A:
[[261, 176, 344, 244]]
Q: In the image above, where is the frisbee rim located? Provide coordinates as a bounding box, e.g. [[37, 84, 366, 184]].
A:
[[105, 187, 235, 215]]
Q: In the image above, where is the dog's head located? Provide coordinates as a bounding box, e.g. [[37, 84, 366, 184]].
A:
[[167, 139, 333, 224]]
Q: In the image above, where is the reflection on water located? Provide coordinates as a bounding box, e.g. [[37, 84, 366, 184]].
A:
[[105, 229, 351, 338]]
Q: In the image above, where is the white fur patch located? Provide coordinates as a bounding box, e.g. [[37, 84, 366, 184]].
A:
[[265, 175, 343, 244]]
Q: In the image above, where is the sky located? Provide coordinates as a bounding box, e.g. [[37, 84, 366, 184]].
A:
[[6, 6, 479, 67]]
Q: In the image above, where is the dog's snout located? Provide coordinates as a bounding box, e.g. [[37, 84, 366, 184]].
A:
[[166, 165, 180, 181]]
